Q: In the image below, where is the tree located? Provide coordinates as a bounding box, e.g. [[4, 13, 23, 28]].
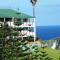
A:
[[30, 46, 53, 60], [0, 24, 13, 60], [0, 23, 31, 60]]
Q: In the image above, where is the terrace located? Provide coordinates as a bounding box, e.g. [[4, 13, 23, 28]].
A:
[[0, 9, 36, 39]]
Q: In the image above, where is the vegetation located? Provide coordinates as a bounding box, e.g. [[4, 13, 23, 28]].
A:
[[0, 24, 60, 60], [0, 24, 31, 60], [14, 18, 22, 26]]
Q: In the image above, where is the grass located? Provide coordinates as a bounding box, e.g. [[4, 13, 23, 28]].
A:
[[28, 40, 60, 60], [43, 47, 60, 60]]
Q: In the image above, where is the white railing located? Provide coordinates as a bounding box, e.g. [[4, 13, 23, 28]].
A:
[[7, 22, 34, 28], [20, 30, 35, 37], [20, 22, 34, 27]]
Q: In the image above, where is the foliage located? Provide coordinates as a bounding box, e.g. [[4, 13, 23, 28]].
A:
[[14, 19, 22, 26], [0, 23, 60, 60], [23, 36, 34, 42], [0, 24, 31, 60], [0, 25, 13, 60], [30, 46, 53, 60]]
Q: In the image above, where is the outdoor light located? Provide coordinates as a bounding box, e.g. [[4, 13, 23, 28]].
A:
[[30, 0, 37, 17], [30, 0, 37, 42], [31, 0, 37, 6]]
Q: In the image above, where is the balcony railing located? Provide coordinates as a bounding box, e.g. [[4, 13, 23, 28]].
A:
[[7, 21, 34, 28]]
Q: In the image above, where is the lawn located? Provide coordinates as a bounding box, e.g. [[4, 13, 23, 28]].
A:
[[29, 41, 60, 60], [43, 47, 60, 60]]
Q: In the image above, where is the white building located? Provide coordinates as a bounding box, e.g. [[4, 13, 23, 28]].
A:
[[0, 9, 36, 41]]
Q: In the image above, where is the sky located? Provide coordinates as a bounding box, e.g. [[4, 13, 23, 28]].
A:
[[0, 0, 60, 26]]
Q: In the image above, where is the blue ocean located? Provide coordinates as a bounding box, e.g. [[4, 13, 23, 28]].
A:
[[36, 26, 60, 40]]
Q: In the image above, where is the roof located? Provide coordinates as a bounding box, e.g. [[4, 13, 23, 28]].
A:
[[0, 9, 33, 18]]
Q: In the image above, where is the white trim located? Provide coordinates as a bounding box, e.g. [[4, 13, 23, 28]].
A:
[[34, 18, 36, 42]]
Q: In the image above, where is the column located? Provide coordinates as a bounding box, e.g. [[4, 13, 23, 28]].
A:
[[10, 18, 11, 27], [12, 17, 15, 39], [28, 18, 30, 39], [4, 18, 5, 25], [34, 18, 36, 42], [21, 19, 23, 40], [12, 17, 14, 28]]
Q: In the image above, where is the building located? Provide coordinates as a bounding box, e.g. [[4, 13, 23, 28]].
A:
[[0, 9, 36, 41]]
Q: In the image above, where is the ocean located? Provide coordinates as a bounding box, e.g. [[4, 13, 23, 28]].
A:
[[36, 26, 60, 40]]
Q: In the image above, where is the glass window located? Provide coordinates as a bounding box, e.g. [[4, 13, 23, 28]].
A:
[[23, 18, 28, 22], [0, 18, 4, 22], [5, 18, 12, 22], [14, 18, 22, 25]]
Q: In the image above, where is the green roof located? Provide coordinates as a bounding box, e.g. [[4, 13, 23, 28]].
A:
[[0, 9, 33, 18]]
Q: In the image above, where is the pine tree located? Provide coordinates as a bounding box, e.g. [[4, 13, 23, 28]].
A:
[[0, 22, 31, 60], [31, 46, 53, 60], [0, 24, 13, 60], [0, 20, 54, 60]]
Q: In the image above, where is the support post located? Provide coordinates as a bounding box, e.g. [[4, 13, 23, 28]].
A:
[[12, 17, 15, 39], [21, 19, 23, 40], [34, 18, 36, 42], [12, 17, 14, 28], [33, 5, 36, 42], [4, 18, 5, 25], [28, 18, 30, 40], [33, 6, 35, 17]]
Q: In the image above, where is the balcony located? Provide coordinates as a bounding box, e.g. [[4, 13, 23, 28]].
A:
[[20, 30, 35, 37], [16, 22, 34, 27], [7, 21, 34, 28]]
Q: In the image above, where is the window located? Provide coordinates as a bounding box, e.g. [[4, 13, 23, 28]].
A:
[[14, 18, 22, 25], [0, 18, 4, 22], [23, 18, 28, 22], [5, 18, 12, 22]]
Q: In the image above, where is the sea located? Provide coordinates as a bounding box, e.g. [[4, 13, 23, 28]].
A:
[[36, 26, 60, 40]]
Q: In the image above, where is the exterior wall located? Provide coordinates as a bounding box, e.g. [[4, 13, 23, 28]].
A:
[[0, 17, 36, 40]]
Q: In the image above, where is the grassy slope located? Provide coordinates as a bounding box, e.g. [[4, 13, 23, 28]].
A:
[[44, 47, 60, 60]]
